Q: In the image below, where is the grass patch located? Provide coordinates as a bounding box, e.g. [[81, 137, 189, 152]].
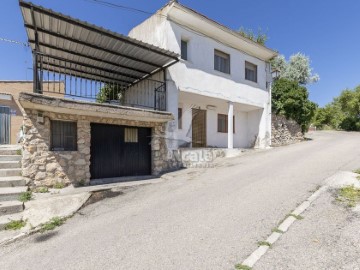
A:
[[357, 175, 360, 181], [272, 228, 284, 234], [288, 214, 304, 220], [5, 220, 26, 230], [235, 264, 252, 270], [257, 241, 271, 247], [16, 149, 22, 155], [53, 182, 65, 189], [40, 217, 67, 232], [337, 185, 360, 208], [34, 187, 49, 193], [77, 179, 86, 187], [18, 191, 33, 202], [353, 168, 360, 174]]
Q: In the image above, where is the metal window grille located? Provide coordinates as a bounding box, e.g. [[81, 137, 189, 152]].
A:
[[51, 120, 77, 151]]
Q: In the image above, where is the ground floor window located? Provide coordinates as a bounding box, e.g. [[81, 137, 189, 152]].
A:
[[51, 120, 77, 151], [217, 114, 235, 133]]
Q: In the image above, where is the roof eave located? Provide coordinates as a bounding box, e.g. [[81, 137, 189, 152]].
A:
[[167, 2, 278, 61]]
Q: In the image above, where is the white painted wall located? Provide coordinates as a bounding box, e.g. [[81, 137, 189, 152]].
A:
[[178, 92, 257, 148], [129, 6, 272, 149], [125, 71, 164, 109]]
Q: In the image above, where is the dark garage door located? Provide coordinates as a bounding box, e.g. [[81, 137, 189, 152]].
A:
[[90, 123, 152, 180]]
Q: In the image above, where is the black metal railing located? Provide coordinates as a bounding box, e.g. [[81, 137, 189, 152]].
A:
[[33, 53, 167, 111]]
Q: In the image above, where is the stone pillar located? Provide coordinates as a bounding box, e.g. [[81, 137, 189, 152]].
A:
[[227, 101, 234, 149]]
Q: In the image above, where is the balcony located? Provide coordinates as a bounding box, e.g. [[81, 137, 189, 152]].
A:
[[20, 0, 179, 112]]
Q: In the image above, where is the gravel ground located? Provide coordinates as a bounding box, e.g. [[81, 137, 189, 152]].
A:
[[255, 189, 360, 270], [0, 131, 360, 270]]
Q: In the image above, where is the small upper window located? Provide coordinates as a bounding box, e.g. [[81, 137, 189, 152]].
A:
[[181, 40, 188, 60], [51, 121, 77, 151], [214, 50, 230, 74], [178, 108, 183, 129], [245, 61, 258, 83]]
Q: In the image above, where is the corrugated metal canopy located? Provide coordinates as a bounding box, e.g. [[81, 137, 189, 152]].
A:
[[19, 1, 179, 86]]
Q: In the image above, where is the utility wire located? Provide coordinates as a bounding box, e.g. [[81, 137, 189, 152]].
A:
[[0, 37, 29, 47], [80, 0, 267, 61], [82, 0, 167, 18]]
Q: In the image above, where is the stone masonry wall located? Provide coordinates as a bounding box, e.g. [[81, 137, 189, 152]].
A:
[[271, 114, 304, 147], [22, 109, 178, 187]]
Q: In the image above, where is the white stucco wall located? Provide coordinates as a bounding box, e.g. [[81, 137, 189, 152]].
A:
[[129, 9, 272, 149], [125, 71, 164, 109], [178, 92, 264, 148]]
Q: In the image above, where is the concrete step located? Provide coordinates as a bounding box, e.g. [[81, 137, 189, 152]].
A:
[[0, 168, 22, 177], [0, 161, 21, 169], [0, 201, 24, 217], [0, 212, 24, 230], [0, 187, 28, 202], [0, 149, 21, 156], [0, 176, 26, 188], [0, 155, 22, 162]]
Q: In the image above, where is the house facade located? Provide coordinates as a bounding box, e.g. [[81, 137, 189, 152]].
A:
[[17, 1, 180, 187], [13, 1, 277, 188], [129, 1, 277, 149]]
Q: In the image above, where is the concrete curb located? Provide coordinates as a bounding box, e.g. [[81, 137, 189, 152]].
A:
[[0, 228, 42, 246], [238, 185, 329, 269]]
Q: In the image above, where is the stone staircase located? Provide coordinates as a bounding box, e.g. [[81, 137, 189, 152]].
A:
[[0, 145, 27, 230]]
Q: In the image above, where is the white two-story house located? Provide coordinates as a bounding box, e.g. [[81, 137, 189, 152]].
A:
[[129, 1, 277, 149]]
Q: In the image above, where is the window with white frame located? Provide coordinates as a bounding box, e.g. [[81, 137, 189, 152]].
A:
[[214, 50, 230, 74], [245, 61, 258, 82]]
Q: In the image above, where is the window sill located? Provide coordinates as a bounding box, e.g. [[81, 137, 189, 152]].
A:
[[245, 79, 260, 87], [217, 132, 235, 134], [213, 69, 232, 78]]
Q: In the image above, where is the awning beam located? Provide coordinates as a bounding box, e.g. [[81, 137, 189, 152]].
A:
[[28, 40, 150, 75], [37, 53, 143, 81], [25, 24, 163, 68], [43, 61, 134, 85]]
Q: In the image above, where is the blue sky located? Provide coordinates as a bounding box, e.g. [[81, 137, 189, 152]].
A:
[[1, 0, 359, 107]]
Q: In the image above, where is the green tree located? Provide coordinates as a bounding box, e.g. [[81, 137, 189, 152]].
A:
[[237, 27, 268, 45], [96, 84, 125, 104], [313, 103, 345, 130], [272, 78, 317, 133], [313, 86, 360, 131], [271, 53, 319, 85]]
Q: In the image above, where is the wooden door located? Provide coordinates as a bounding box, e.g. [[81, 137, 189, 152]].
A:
[[192, 109, 206, 147]]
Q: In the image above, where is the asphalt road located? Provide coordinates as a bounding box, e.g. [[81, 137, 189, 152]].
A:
[[255, 189, 360, 270], [1, 131, 360, 270]]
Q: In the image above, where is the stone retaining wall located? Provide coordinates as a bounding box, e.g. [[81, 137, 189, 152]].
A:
[[22, 109, 179, 187], [271, 114, 304, 147]]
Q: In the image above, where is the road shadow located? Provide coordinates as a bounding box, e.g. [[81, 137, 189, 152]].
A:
[[34, 231, 59, 243]]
